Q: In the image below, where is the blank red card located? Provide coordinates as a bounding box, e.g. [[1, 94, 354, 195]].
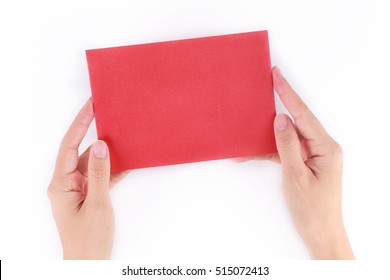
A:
[[86, 30, 276, 171]]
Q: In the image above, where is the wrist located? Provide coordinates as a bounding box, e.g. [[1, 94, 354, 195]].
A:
[[63, 248, 111, 260], [302, 221, 355, 260]]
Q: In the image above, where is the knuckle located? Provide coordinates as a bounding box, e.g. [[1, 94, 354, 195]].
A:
[[90, 165, 108, 179], [47, 182, 61, 201], [278, 138, 300, 151], [333, 141, 343, 155], [47, 184, 55, 200], [333, 142, 343, 169], [330, 140, 343, 159], [301, 103, 311, 116], [60, 140, 78, 152], [294, 102, 311, 121]]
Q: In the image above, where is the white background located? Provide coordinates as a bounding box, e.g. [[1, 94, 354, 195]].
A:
[[0, 0, 389, 261]]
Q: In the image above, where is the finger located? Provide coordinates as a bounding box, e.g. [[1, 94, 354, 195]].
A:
[[77, 146, 92, 177], [272, 67, 329, 142], [84, 140, 110, 206], [231, 154, 280, 163], [254, 154, 281, 163], [55, 98, 94, 176], [274, 114, 306, 173], [77, 145, 130, 188], [231, 156, 254, 163]]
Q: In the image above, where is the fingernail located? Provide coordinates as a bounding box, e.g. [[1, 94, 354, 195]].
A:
[[93, 140, 107, 158], [83, 97, 92, 107], [274, 66, 287, 81], [275, 114, 289, 131], [274, 66, 281, 74]]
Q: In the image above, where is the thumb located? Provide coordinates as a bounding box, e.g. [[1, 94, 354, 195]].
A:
[[86, 140, 111, 205], [274, 114, 305, 173]]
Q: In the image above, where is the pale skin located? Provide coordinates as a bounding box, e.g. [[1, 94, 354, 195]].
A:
[[47, 99, 129, 259], [48, 66, 354, 259], [236, 67, 354, 259]]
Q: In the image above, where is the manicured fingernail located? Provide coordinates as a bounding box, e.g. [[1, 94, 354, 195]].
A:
[[93, 140, 107, 158], [275, 114, 289, 131]]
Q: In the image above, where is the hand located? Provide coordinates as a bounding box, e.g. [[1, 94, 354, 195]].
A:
[[237, 67, 354, 259], [47, 98, 129, 259]]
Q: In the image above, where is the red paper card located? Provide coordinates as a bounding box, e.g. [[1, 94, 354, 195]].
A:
[[86, 30, 276, 171]]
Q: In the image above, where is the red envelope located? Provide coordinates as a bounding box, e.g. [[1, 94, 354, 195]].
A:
[[86, 30, 276, 171]]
